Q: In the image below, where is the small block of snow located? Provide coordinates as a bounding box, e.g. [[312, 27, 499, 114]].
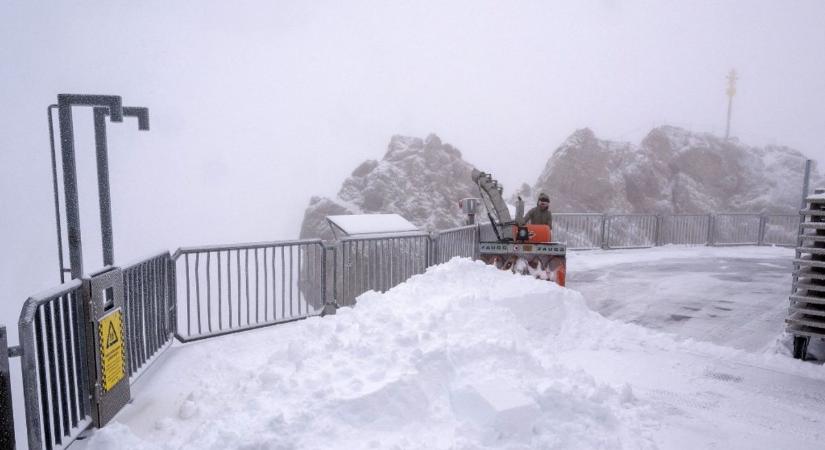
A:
[[451, 381, 539, 435]]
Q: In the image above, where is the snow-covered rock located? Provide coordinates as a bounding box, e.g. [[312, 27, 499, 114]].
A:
[[301, 127, 816, 240], [530, 126, 818, 214], [299, 134, 478, 240]]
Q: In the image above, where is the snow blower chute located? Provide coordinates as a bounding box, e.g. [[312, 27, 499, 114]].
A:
[[463, 169, 566, 286]]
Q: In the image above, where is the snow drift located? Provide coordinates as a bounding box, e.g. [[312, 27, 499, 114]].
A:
[[83, 255, 825, 449]]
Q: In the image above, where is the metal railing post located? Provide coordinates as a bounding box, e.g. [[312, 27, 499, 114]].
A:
[[429, 231, 439, 266], [0, 326, 15, 450], [654, 215, 663, 246], [706, 214, 715, 246], [600, 214, 609, 249], [758, 214, 767, 246]]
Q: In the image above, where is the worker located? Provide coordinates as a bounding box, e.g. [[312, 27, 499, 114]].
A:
[[524, 192, 552, 229]]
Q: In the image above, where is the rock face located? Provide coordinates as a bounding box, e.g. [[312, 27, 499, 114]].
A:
[[299, 134, 478, 240], [530, 126, 817, 214], [300, 127, 817, 240]]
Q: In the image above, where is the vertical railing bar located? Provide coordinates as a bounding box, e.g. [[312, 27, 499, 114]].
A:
[[264, 247, 269, 321], [298, 245, 303, 316], [53, 296, 70, 436], [270, 247, 283, 320], [281, 246, 286, 315], [184, 254, 191, 336], [137, 263, 146, 363], [217, 251, 223, 331], [61, 292, 80, 426], [34, 308, 53, 450], [45, 302, 64, 446], [145, 261, 155, 359], [254, 248, 260, 323], [194, 253, 202, 334], [154, 258, 163, 352], [339, 242, 345, 307], [206, 251, 212, 332], [244, 249, 250, 326], [227, 250, 233, 329], [289, 245, 294, 317], [236, 250, 241, 328]]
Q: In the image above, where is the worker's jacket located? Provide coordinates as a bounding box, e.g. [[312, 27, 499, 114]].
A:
[[524, 206, 553, 228]]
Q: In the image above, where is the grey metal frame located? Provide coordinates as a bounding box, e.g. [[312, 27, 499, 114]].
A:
[[604, 214, 658, 249], [18, 279, 91, 450], [553, 213, 605, 249], [549, 213, 798, 250], [336, 233, 431, 307], [173, 240, 327, 342], [122, 252, 176, 382], [430, 225, 479, 265], [712, 213, 761, 246]]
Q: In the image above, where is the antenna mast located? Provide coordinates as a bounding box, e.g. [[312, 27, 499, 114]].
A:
[[725, 69, 738, 140]]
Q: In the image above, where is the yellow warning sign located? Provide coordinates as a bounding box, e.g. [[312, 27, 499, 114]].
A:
[[99, 310, 125, 392]]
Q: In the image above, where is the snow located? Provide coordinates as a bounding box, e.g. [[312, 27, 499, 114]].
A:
[[327, 213, 420, 236], [77, 247, 825, 449]]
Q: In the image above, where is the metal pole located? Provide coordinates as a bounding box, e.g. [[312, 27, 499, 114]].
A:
[[600, 214, 608, 249], [0, 326, 15, 450], [758, 214, 767, 246], [706, 214, 715, 246], [48, 105, 68, 283], [93, 108, 115, 266], [57, 94, 124, 279], [801, 159, 812, 210]]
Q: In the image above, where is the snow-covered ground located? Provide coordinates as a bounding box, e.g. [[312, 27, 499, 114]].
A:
[[78, 246, 825, 449]]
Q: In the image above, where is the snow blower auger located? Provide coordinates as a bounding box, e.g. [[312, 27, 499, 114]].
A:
[[463, 169, 566, 286]]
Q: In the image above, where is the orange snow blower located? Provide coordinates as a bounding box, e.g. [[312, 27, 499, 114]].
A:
[[464, 170, 567, 286]]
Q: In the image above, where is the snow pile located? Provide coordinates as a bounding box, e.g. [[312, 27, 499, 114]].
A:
[[86, 259, 656, 449]]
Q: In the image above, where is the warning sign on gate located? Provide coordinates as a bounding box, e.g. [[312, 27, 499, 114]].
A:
[[99, 310, 125, 392]]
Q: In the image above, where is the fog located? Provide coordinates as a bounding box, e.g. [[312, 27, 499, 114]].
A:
[[1, 0, 824, 334]]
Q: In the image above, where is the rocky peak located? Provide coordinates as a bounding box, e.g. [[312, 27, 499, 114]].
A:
[[299, 134, 477, 240], [530, 126, 818, 214]]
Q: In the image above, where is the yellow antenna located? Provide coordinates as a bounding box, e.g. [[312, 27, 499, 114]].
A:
[[725, 69, 738, 140]]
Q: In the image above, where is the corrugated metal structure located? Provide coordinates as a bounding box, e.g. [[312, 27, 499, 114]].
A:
[[787, 189, 825, 359]]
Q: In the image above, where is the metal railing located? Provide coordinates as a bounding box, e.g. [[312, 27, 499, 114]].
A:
[[762, 215, 800, 246], [554, 213, 605, 249], [336, 233, 430, 307], [712, 213, 761, 245], [4, 210, 802, 449], [660, 215, 710, 245], [173, 240, 327, 342], [18, 280, 91, 450], [431, 225, 478, 264], [605, 214, 658, 248], [551, 213, 799, 249], [122, 252, 176, 381]]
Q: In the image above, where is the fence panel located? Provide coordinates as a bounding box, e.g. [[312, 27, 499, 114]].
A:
[[122, 252, 176, 381], [337, 233, 430, 307], [713, 214, 761, 245], [762, 215, 799, 246], [606, 215, 658, 248], [661, 215, 710, 245], [554, 214, 604, 249], [174, 240, 326, 342], [18, 280, 91, 450], [432, 225, 478, 264]]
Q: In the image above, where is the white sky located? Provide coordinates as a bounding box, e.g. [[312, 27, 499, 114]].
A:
[[1, 0, 824, 328]]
